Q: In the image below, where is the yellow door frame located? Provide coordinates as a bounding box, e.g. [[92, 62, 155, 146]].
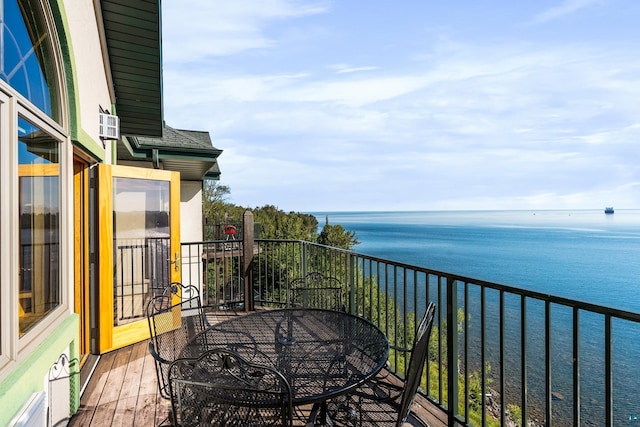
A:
[[73, 157, 91, 360], [97, 164, 181, 353]]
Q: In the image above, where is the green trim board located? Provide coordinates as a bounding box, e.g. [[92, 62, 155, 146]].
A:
[[0, 314, 80, 426]]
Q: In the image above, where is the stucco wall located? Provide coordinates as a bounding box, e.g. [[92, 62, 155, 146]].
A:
[[180, 181, 204, 242], [180, 181, 204, 288], [59, 0, 112, 154]]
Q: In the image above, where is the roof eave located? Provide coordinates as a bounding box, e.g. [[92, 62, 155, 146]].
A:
[[99, 0, 163, 137]]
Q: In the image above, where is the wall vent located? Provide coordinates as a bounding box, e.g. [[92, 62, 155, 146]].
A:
[[99, 113, 120, 140]]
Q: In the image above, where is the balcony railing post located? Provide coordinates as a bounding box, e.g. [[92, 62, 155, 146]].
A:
[[301, 242, 307, 278], [447, 277, 459, 426], [242, 210, 254, 311], [348, 253, 356, 315]]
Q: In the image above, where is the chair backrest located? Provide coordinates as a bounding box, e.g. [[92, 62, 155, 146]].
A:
[[289, 272, 344, 311], [396, 302, 436, 427], [147, 292, 209, 399], [169, 349, 293, 427], [163, 281, 200, 298], [163, 282, 210, 322]]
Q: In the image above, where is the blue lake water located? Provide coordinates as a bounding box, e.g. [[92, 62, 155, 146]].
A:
[[312, 209, 640, 313], [310, 209, 640, 425]]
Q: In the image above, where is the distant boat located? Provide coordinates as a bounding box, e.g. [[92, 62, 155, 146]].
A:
[[605, 207, 614, 214]]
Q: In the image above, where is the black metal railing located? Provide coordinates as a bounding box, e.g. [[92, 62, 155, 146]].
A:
[[180, 239, 244, 308], [180, 238, 640, 427], [113, 237, 170, 324]]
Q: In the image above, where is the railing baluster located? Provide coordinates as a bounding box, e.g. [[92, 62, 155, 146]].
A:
[[464, 282, 470, 423], [447, 276, 459, 425], [481, 285, 486, 427], [545, 300, 552, 427], [522, 296, 528, 427], [438, 275, 444, 404], [605, 314, 612, 427], [500, 290, 505, 426], [573, 306, 580, 426]]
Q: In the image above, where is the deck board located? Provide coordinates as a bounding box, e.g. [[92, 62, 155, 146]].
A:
[[91, 345, 131, 426], [112, 341, 145, 426], [70, 349, 116, 426], [136, 342, 166, 425], [69, 310, 446, 427]]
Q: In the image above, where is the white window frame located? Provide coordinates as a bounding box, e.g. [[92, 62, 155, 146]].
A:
[[0, 0, 71, 381], [0, 89, 12, 371], [0, 83, 70, 380]]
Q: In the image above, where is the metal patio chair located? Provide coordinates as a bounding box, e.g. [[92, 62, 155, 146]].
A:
[[147, 290, 211, 400], [169, 348, 294, 427], [162, 281, 202, 303], [162, 282, 213, 325], [325, 302, 436, 426], [289, 272, 345, 311]]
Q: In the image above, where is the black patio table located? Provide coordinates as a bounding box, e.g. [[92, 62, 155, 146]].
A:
[[181, 308, 389, 416]]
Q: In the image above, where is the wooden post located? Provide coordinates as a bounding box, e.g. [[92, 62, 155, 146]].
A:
[[215, 213, 221, 240], [242, 210, 254, 311]]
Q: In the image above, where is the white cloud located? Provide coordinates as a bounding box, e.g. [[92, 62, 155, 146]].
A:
[[162, 1, 640, 211], [162, 0, 330, 61], [327, 64, 380, 74], [532, 0, 603, 24]]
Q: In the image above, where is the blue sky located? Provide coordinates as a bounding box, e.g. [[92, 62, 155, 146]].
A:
[[162, 0, 640, 212]]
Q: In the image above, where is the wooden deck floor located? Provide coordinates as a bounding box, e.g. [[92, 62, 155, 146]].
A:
[[69, 311, 447, 427]]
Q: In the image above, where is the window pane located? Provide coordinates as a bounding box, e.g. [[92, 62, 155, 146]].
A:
[[18, 115, 60, 337], [0, 0, 59, 121], [113, 178, 170, 326]]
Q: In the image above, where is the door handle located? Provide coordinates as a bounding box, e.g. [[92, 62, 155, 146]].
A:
[[168, 251, 180, 272]]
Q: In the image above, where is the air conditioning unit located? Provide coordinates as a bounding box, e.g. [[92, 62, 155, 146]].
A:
[[99, 113, 120, 140]]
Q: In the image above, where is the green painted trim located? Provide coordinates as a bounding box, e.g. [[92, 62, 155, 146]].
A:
[[112, 132, 118, 164], [75, 128, 106, 162], [0, 314, 79, 426], [50, 1, 105, 162], [159, 153, 219, 162]]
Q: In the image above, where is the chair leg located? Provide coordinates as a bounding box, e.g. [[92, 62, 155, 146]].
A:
[[157, 406, 175, 426], [306, 402, 320, 426], [306, 401, 335, 427]]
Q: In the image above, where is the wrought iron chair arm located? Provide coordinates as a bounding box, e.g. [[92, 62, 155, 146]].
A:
[[148, 340, 172, 366]]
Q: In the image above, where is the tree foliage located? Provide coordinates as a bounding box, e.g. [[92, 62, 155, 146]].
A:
[[317, 216, 359, 250], [202, 183, 359, 247], [203, 181, 231, 220]]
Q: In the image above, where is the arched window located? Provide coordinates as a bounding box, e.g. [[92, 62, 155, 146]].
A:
[[0, 0, 65, 346], [0, 0, 61, 122]]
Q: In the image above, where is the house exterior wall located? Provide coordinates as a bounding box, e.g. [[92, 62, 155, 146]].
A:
[[0, 0, 111, 424], [180, 181, 205, 288], [1, 0, 209, 421], [0, 316, 78, 426], [56, 0, 111, 161]]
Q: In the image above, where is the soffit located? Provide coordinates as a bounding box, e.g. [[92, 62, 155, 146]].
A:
[[117, 124, 223, 181], [100, 0, 163, 137]]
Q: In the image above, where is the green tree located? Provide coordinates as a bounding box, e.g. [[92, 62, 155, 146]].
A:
[[253, 205, 318, 240], [202, 181, 231, 219], [317, 216, 359, 250]]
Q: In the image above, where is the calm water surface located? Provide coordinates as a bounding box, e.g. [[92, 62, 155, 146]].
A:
[[311, 210, 640, 425], [312, 209, 640, 312]]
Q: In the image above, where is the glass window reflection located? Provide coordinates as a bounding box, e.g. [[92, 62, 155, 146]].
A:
[[17, 116, 60, 336], [0, 0, 59, 121]]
